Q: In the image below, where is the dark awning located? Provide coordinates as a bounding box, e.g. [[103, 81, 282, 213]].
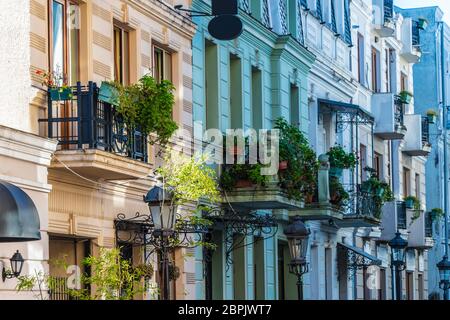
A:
[[338, 242, 382, 266], [0, 180, 41, 242], [318, 98, 374, 123]]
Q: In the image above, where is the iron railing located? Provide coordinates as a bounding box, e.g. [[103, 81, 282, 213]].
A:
[[48, 277, 79, 300], [397, 201, 407, 230], [384, 0, 394, 23], [394, 96, 405, 129], [39, 82, 148, 162], [342, 185, 381, 220], [422, 117, 430, 144], [412, 21, 421, 46], [425, 212, 433, 237]]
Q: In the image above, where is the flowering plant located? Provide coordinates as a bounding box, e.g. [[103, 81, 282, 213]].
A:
[[35, 69, 68, 89]]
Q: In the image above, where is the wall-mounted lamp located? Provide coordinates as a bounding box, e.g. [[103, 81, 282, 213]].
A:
[[2, 250, 24, 282]]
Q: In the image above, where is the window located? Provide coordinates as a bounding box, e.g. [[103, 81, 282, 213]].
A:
[[401, 72, 408, 91], [290, 84, 300, 127], [205, 41, 219, 130], [252, 67, 263, 130], [378, 268, 387, 300], [230, 53, 243, 129], [385, 49, 390, 92], [114, 24, 130, 85], [418, 274, 424, 300], [277, 243, 286, 300], [325, 247, 333, 300], [403, 167, 411, 198], [153, 45, 172, 83], [357, 33, 365, 86], [49, 0, 80, 85], [415, 173, 421, 200], [406, 272, 414, 300], [360, 144, 367, 181], [371, 47, 381, 92], [374, 152, 382, 179]]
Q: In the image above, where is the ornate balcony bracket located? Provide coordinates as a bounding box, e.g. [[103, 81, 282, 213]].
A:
[[206, 207, 278, 272], [338, 243, 382, 280]]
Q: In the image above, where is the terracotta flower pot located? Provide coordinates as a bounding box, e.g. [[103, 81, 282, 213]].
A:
[[279, 160, 288, 170], [235, 179, 253, 188]]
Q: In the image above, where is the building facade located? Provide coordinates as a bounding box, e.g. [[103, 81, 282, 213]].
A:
[[0, 0, 443, 301], [399, 5, 450, 300], [0, 0, 198, 300]]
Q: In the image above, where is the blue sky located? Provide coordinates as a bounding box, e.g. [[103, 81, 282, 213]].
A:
[[396, 0, 450, 23]]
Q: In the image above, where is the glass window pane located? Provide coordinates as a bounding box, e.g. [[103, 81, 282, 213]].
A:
[[123, 30, 130, 85], [164, 51, 172, 82], [53, 1, 65, 84], [154, 48, 163, 83], [68, 3, 80, 85], [114, 27, 122, 83]]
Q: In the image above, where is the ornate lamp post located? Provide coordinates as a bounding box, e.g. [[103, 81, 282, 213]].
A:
[[284, 216, 310, 300], [437, 256, 450, 300], [388, 232, 408, 300], [144, 184, 177, 301]]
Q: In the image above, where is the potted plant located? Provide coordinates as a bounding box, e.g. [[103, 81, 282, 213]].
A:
[[279, 160, 288, 171], [418, 18, 428, 30], [404, 196, 420, 210], [329, 176, 349, 208], [98, 81, 120, 106], [327, 145, 357, 177], [398, 91, 413, 104], [115, 74, 179, 146], [426, 109, 438, 124], [275, 118, 319, 202], [431, 208, 444, 221], [36, 69, 72, 101]]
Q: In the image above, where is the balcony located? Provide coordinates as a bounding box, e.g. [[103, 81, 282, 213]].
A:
[[407, 210, 435, 249], [373, 0, 396, 37], [39, 82, 151, 180], [372, 93, 407, 140], [402, 115, 432, 156], [336, 186, 382, 228], [401, 19, 422, 63], [379, 201, 407, 241]]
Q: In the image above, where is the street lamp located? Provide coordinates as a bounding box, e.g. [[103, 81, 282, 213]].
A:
[[437, 256, 450, 300], [144, 184, 177, 300], [2, 250, 25, 282], [388, 232, 408, 300], [284, 216, 310, 300]]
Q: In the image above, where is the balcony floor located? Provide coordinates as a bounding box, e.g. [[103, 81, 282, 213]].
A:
[[49, 149, 153, 181]]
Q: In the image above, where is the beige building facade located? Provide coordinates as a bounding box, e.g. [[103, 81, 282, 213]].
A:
[[0, 0, 197, 300]]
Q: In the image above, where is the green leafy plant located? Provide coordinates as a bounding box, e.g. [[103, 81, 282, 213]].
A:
[[275, 118, 319, 202], [327, 145, 357, 169], [404, 195, 421, 210], [426, 109, 438, 116], [398, 90, 413, 104], [361, 171, 395, 219], [220, 163, 269, 190], [431, 208, 444, 221], [156, 150, 219, 248], [329, 176, 349, 209], [67, 247, 152, 300], [114, 74, 178, 146]]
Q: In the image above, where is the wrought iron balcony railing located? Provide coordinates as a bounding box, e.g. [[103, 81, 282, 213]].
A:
[[412, 21, 421, 46], [394, 96, 405, 129], [342, 184, 382, 221], [425, 212, 433, 237], [397, 201, 407, 230], [384, 0, 394, 23], [39, 82, 148, 162], [422, 117, 430, 145]]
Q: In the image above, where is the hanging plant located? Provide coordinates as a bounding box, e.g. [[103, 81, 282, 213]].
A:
[[360, 171, 394, 219], [115, 74, 178, 146], [404, 195, 421, 210], [327, 145, 357, 174], [329, 176, 349, 209], [35, 69, 73, 101], [426, 109, 438, 124]]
